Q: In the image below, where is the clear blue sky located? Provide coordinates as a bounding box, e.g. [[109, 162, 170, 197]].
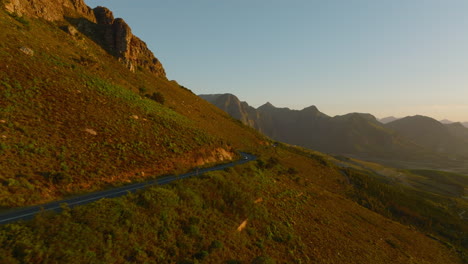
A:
[[85, 0, 468, 122]]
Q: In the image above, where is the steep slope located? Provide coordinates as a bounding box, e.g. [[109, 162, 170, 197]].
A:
[[386, 116, 468, 158], [199, 93, 262, 130], [0, 146, 465, 263], [0, 2, 465, 263], [0, 3, 266, 208]]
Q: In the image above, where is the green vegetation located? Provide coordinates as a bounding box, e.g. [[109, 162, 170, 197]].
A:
[[146, 91, 166, 104], [0, 163, 298, 263], [7, 12, 30, 29], [0, 5, 464, 264], [0, 12, 237, 208], [344, 167, 468, 261], [406, 169, 468, 197], [0, 152, 462, 263]]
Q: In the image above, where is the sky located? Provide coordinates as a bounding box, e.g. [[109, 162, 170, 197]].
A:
[[84, 0, 468, 122]]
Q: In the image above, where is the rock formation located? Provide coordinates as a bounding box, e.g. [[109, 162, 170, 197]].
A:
[[3, 0, 166, 77], [93, 7, 166, 76], [4, 0, 96, 22]]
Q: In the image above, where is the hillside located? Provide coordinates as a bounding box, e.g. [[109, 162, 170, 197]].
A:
[[386, 116, 468, 158], [0, 1, 466, 263], [445, 122, 468, 143], [0, 2, 268, 208]]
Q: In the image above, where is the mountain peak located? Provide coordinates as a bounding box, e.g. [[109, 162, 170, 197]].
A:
[[302, 105, 319, 112], [258, 102, 276, 111]]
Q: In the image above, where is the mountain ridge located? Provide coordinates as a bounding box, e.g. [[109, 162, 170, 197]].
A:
[[201, 93, 468, 169], [386, 115, 468, 157]]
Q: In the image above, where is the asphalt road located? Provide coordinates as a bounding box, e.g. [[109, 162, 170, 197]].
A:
[[0, 152, 257, 225]]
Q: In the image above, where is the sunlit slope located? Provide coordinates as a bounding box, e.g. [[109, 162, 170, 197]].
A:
[[0, 9, 263, 207], [0, 4, 465, 263], [0, 146, 463, 263]]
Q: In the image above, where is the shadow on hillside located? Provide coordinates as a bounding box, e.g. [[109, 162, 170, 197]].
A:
[[64, 17, 118, 58]]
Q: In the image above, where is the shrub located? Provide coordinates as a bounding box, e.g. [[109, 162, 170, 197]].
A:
[[146, 92, 165, 104], [287, 167, 298, 175], [208, 240, 223, 252], [193, 250, 209, 260], [138, 86, 147, 94]]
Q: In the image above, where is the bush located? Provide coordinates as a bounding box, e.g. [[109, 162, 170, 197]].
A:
[[146, 92, 165, 104], [208, 240, 223, 252], [193, 250, 209, 260], [138, 86, 147, 94]]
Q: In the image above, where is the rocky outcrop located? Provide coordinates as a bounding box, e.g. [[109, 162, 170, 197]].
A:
[[3, 1, 166, 77], [192, 148, 235, 166], [4, 0, 96, 22], [93, 7, 165, 76]]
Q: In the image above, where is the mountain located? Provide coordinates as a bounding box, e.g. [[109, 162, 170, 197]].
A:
[[379, 116, 399, 124], [440, 119, 454, 124], [463, 122, 468, 128], [445, 122, 468, 142], [199, 94, 262, 130], [201, 94, 436, 162], [386, 115, 468, 158], [0, 2, 466, 263]]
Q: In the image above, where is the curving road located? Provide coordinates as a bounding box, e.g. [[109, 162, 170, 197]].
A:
[[0, 152, 257, 225]]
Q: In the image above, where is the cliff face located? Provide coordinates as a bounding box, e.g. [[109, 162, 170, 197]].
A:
[[93, 7, 165, 77], [3, 0, 166, 77], [199, 94, 262, 130]]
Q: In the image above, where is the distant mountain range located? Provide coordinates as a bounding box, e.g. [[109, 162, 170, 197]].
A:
[[378, 116, 399, 124], [200, 94, 468, 166], [439, 119, 454, 124]]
